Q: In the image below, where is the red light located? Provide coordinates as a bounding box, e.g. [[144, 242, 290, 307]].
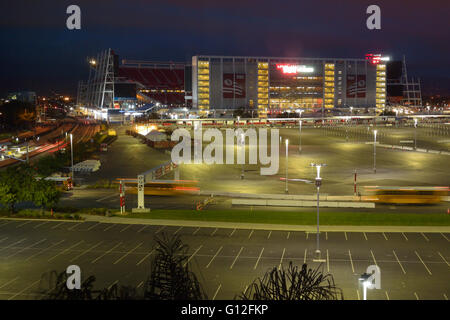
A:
[[365, 53, 382, 65]]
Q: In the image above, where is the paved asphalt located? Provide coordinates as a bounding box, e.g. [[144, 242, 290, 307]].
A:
[[0, 218, 448, 300]]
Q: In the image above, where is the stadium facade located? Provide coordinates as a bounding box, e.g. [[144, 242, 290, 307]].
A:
[[192, 55, 389, 117], [77, 49, 421, 119]]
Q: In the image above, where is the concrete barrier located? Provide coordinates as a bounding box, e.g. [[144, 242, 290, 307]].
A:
[[232, 199, 375, 208]]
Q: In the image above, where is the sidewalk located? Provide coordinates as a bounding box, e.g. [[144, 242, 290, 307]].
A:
[[82, 214, 450, 233]]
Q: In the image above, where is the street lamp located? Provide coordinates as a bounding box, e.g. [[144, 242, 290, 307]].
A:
[[310, 162, 327, 262], [414, 118, 418, 150], [285, 139, 289, 193], [359, 273, 371, 300], [240, 133, 244, 180], [70, 133, 74, 186], [373, 130, 377, 174], [298, 119, 303, 153], [237, 116, 240, 126]]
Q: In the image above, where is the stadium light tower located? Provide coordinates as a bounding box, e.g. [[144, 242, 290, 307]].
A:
[[373, 130, 377, 173], [310, 162, 327, 262]]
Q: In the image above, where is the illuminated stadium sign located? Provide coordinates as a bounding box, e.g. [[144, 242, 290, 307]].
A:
[[365, 53, 390, 65], [276, 64, 314, 74]]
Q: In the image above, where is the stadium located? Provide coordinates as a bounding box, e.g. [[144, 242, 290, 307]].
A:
[[76, 49, 422, 120]]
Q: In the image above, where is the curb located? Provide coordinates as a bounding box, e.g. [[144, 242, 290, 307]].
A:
[[81, 215, 450, 233]]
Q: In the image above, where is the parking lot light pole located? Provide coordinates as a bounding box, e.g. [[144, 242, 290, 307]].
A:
[[414, 118, 418, 150], [240, 133, 244, 180], [373, 130, 377, 174], [311, 162, 326, 262], [285, 139, 289, 193], [70, 133, 74, 186], [298, 120, 302, 152]]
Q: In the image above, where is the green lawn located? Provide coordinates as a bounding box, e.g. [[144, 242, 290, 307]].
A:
[[121, 209, 450, 226]]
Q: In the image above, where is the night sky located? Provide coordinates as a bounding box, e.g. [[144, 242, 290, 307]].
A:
[[1, 0, 449, 96]]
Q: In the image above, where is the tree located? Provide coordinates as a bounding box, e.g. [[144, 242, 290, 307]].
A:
[[32, 179, 61, 212], [144, 233, 207, 300], [238, 262, 343, 300], [0, 165, 35, 213]]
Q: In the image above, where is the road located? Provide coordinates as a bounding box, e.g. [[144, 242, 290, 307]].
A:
[[0, 218, 448, 300]]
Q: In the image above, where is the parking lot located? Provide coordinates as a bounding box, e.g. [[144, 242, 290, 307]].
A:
[[0, 218, 448, 300]]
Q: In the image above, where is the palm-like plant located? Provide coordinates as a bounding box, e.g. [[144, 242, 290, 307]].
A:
[[238, 262, 343, 300]]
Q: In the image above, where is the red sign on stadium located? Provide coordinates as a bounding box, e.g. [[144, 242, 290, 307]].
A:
[[346, 75, 366, 98], [223, 73, 246, 98]]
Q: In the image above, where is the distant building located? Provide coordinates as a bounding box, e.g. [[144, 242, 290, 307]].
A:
[[7, 91, 37, 105]]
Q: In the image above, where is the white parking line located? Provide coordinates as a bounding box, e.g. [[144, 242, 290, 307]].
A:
[[229, 228, 236, 237], [421, 232, 429, 242], [440, 233, 449, 242], [33, 221, 49, 229], [437, 251, 449, 267], [113, 242, 143, 265], [210, 228, 218, 236], [193, 227, 200, 235], [348, 250, 355, 273], [267, 231, 272, 239], [87, 223, 100, 231], [7, 279, 40, 300], [287, 232, 290, 240], [91, 242, 123, 264], [0, 237, 8, 243], [326, 249, 330, 272], [136, 248, 155, 266], [414, 292, 419, 300], [254, 248, 264, 270], [184, 245, 203, 267], [402, 232, 408, 241], [5, 238, 46, 259], [103, 224, 116, 231], [363, 232, 368, 241], [325, 232, 328, 240], [392, 250, 406, 274], [278, 248, 286, 270], [51, 222, 65, 229], [48, 240, 84, 262], [444, 293, 448, 300], [356, 290, 360, 300], [137, 281, 144, 289], [415, 251, 432, 275], [344, 232, 347, 241], [120, 224, 132, 233], [107, 280, 119, 290], [212, 284, 222, 300], [306, 232, 309, 240], [206, 246, 223, 268], [16, 220, 33, 228], [174, 226, 183, 235], [0, 277, 19, 289], [370, 250, 377, 266], [0, 221, 14, 229], [70, 241, 104, 262], [248, 230, 254, 239], [385, 291, 390, 300], [0, 238, 27, 253], [155, 226, 166, 234], [25, 240, 65, 261], [137, 225, 148, 233], [68, 222, 83, 231], [230, 247, 244, 269], [382, 232, 388, 241], [304, 248, 307, 264]]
